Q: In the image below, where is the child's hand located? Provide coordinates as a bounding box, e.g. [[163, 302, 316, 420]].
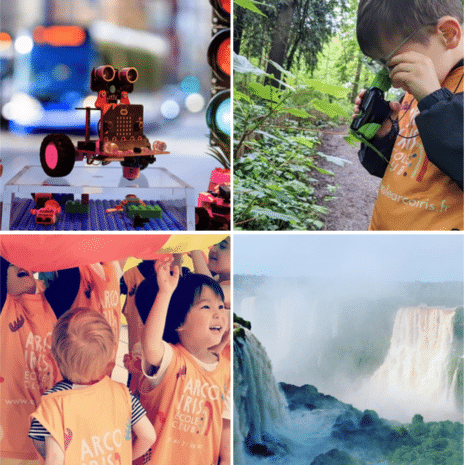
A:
[[123, 352, 142, 375], [352, 89, 401, 138], [388, 51, 441, 102], [155, 258, 179, 294]]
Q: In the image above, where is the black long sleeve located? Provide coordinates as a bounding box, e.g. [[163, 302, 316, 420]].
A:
[[416, 89, 464, 190], [44, 268, 81, 319], [358, 83, 464, 189], [358, 124, 397, 178], [0, 265, 80, 316]]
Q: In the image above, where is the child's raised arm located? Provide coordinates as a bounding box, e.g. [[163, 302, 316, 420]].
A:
[[142, 258, 179, 368], [190, 248, 230, 308], [190, 250, 212, 277]]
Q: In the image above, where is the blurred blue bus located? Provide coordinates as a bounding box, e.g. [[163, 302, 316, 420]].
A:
[[4, 25, 99, 134], [3, 23, 170, 135]]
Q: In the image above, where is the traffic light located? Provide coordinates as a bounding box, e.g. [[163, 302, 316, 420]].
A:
[[210, 0, 231, 25], [206, 0, 231, 155]]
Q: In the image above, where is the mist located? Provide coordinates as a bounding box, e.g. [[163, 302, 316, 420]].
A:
[[235, 274, 463, 423]]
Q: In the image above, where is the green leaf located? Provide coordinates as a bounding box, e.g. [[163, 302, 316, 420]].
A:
[[292, 136, 317, 149], [305, 78, 349, 98], [344, 133, 361, 146], [306, 160, 334, 175], [287, 164, 306, 172], [234, 0, 266, 16], [233, 53, 268, 75], [311, 220, 325, 229], [234, 89, 253, 103], [250, 207, 298, 222], [266, 184, 283, 191], [265, 61, 296, 90], [283, 107, 311, 118], [311, 99, 349, 118], [316, 151, 352, 167], [284, 180, 308, 191], [254, 130, 286, 141], [311, 205, 327, 214], [270, 78, 295, 91], [266, 185, 291, 202], [249, 82, 283, 103], [267, 60, 295, 78]]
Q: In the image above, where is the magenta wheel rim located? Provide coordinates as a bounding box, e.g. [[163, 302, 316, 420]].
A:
[[45, 144, 58, 169]]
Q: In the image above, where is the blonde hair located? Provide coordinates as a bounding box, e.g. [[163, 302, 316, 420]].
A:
[[52, 308, 115, 384]]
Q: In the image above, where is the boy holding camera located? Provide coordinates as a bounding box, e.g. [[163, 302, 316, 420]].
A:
[[352, 0, 463, 230]]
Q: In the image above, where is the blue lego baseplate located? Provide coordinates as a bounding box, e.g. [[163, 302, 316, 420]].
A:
[[8, 198, 186, 231]]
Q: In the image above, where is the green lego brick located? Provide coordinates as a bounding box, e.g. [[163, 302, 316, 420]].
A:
[[65, 200, 90, 214], [125, 204, 162, 219]]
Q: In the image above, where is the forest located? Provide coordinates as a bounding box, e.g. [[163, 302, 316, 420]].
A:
[[233, 0, 396, 230]]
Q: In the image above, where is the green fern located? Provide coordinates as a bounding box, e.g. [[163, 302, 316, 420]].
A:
[[207, 133, 231, 169]]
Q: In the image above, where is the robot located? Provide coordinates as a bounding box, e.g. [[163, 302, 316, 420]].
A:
[[39, 65, 168, 180]]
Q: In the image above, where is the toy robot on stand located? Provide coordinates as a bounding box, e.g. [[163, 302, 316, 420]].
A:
[[40, 65, 169, 180]]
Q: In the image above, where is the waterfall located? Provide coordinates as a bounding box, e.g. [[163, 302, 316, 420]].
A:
[[233, 325, 363, 464], [234, 327, 288, 464], [233, 300, 463, 464], [363, 306, 460, 422], [241, 296, 257, 316]]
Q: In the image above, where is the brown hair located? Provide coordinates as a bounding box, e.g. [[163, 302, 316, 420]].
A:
[[356, 0, 464, 56], [52, 308, 115, 384]]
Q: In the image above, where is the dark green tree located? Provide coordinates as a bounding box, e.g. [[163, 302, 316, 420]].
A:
[[234, 0, 347, 85]]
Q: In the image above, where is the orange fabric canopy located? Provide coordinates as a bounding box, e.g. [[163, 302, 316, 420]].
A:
[[0, 234, 171, 271]]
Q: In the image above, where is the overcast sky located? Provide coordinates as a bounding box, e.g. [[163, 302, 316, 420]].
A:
[[233, 233, 464, 282]]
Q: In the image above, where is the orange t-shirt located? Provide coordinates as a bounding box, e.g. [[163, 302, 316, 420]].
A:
[[136, 344, 230, 465], [369, 66, 464, 230], [0, 283, 62, 460], [30, 376, 132, 465]]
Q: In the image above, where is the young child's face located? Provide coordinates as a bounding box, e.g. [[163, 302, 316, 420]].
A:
[[371, 28, 451, 83], [208, 237, 230, 277], [7, 264, 36, 296], [177, 286, 227, 349]]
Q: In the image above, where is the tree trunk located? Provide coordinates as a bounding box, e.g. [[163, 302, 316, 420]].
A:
[[285, 37, 299, 71], [234, 7, 245, 54], [350, 56, 363, 103], [285, 0, 310, 72], [265, 0, 295, 87]]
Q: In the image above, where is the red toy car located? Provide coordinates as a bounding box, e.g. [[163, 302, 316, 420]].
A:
[[39, 65, 169, 180], [30, 199, 61, 225]]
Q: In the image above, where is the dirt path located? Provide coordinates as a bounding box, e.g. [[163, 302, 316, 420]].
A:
[[314, 127, 381, 231]]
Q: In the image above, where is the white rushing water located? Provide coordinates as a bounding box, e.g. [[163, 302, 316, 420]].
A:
[[235, 298, 462, 464], [234, 329, 288, 459], [348, 306, 461, 422], [234, 327, 346, 465]]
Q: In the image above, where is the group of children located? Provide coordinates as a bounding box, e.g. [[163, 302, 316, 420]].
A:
[[1, 0, 463, 461], [0, 237, 231, 464]]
